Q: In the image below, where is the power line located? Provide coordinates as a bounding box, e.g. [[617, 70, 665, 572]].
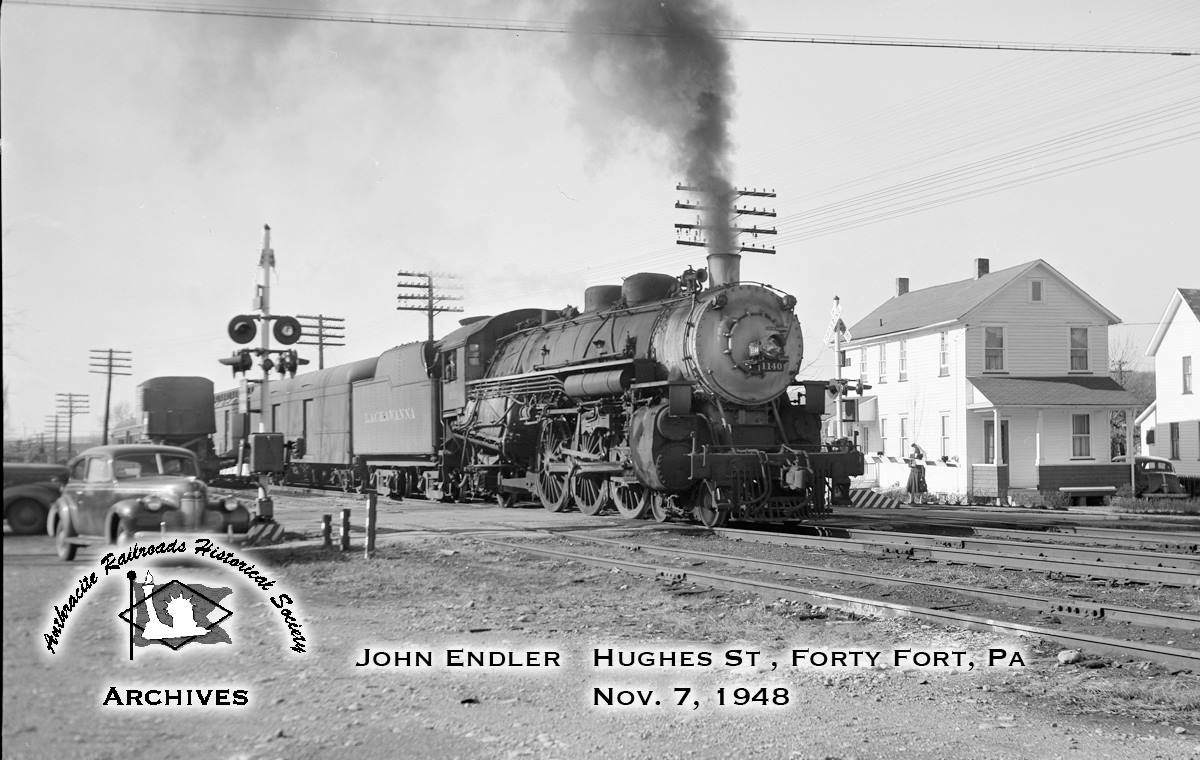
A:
[[10, 0, 1198, 56]]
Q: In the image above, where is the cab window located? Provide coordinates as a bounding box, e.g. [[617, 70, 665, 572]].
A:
[[70, 459, 88, 481]]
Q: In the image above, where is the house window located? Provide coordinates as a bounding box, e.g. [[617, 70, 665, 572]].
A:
[[1071, 414, 1091, 458], [859, 427, 869, 455], [899, 416, 909, 454], [983, 419, 1009, 465], [1170, 422, 1180, 460], [940, 414, 950, 459], [223, 409, 230, 453], [859, 350, 867, 382], [880, 418, 888, 455], [877, 344, 887, 384], [898, 340, 908, 382], [1069, 327, 1089, 371], [1184, 356, 1193, 394], [984, 327, 1005, 371], [1030, 279, 1043, 302], [938, 331, 949, 377], [271, 404, 280, 433]]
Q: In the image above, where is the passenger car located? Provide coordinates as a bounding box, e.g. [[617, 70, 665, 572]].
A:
[[1112, 455, 1186, 497], [4, 463, 69, 535], [47, 444, 251, 560]]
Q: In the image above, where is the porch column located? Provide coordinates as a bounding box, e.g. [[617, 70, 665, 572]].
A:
[[1126, 407, 1135, 492], [993, 408, 1002, 465], [1035, 409, 1043, 467]]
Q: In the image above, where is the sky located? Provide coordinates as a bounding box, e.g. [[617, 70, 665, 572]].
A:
[[3, 0, 1199, 442]]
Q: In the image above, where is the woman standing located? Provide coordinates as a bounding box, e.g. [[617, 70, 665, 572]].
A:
[[906, 443, 928, 505]]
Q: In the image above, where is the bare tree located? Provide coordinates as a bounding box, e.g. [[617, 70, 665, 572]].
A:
[[1110, 335, 1155, 456]]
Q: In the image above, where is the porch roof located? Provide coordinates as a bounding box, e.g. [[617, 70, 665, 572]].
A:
[[969, 375, 1140, 408]]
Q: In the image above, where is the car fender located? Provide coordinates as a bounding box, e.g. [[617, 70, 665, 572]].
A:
[[4, 482, 61, 509], [47, 496, 77, 538]]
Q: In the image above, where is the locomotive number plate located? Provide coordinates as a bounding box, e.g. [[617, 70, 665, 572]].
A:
[[760, 361, 788, 372]]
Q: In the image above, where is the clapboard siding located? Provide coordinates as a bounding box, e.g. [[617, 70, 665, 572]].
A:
[[966, 262, 1112, 376]]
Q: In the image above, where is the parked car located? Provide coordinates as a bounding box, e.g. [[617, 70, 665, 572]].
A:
[[4, 462, 69, 535], [47, 444, 251, 561], [1111, 455, 1187, 497]]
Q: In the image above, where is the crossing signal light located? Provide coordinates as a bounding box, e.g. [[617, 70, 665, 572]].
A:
[[219, 349, 254, 375], [273, 316, 302, 345], [276, 350, 310, 378], [228, 315, 258, 344]]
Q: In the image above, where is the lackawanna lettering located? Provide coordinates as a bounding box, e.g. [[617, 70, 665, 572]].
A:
[[102, 687, 249, 707], [192, 538, 275, 590], [363, 408, 418, 423]]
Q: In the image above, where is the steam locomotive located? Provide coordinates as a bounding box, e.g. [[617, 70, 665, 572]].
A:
[[192, 256, 864, 525]]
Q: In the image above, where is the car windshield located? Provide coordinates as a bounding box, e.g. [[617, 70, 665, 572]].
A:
[[114, 453, 197, 479]]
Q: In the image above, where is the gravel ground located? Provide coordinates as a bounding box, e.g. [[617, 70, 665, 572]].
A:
[[5, 529, 1198, 760]]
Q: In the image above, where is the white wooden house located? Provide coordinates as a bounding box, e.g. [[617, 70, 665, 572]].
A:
[[1139, 288, 1200, 477], [839, 258, 1140, 501]]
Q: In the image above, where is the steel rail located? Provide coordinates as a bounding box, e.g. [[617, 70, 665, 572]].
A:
[[561, 533, 1200, 631], [477, 538, 1200, 672], [714, 527, 1200, 587], [966, 527, 1199, 554], [771, 526, 1200, 570], [839, 511, 1200, 545]]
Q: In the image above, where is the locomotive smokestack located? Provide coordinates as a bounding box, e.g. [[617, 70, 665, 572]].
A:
[[564, 1, 737, 285]]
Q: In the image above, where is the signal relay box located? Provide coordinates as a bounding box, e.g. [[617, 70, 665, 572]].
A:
[[248, 433, 285, 473]]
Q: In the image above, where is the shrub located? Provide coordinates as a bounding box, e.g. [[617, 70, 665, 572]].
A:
[[1039, 490, 1072, 509], [1111, 495, 1200, 515]]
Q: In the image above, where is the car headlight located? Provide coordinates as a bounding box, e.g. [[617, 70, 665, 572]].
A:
[[224, 498, 240, 512], [144, 495, 164, 512]]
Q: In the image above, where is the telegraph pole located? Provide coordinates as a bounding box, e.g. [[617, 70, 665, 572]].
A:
[[55, 393, 89, 459], [44, 414, 67, 463], [396, 271, 463, 342], [89, 348, 132, 445], [675, 184, 778, 252], [296, 314, 345, 370]]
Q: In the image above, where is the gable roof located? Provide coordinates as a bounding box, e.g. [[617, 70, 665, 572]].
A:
[[845, 259, 1120, 342], [1146, 287, 1200, 356]]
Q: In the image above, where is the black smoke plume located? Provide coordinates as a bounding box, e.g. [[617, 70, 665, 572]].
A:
[[565, 0, 737, 255]]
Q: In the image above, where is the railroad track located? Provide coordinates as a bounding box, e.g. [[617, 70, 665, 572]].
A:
[[478, 532, 1200, 673], [713, 526, 1200, 587]]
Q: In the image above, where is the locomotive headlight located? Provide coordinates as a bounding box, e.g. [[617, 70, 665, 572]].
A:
[[143, 495, 164, 512], [747, 340, 762, 359]]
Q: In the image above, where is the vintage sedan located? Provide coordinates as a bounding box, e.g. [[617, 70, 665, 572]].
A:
[[47, 444, 251, 560], [1112, 455, 1187, 497], [4, 462, 69, 535]]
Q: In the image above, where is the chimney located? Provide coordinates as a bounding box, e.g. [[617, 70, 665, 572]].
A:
[[706, 252, 740, 288], [975, 258, 990, 279], [896, 277, 909, 296]]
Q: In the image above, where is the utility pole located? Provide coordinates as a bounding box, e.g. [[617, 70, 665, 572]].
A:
[[296, 314, 346, 370], [55, 393, 89, 459], [396, 271, 463, 342], [43, 415, 67, 463], [89, 348, 132, 445]]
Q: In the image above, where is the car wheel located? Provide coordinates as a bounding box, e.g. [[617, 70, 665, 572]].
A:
[[55, 514, 78, 561], [6, 498, 48, 535]]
